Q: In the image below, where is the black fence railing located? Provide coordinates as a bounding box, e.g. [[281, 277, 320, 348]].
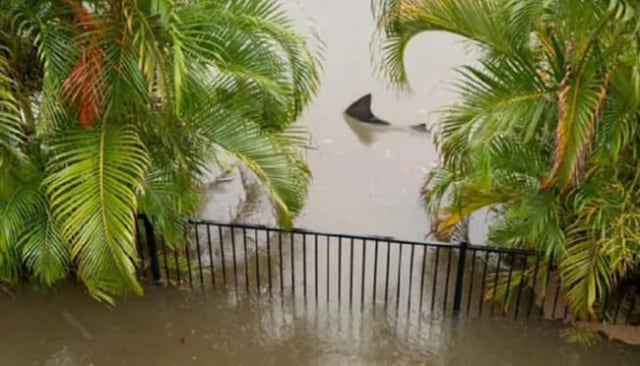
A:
[[136, 217, 639, 325]]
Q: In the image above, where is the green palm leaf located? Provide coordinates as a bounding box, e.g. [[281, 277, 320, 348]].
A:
[[1, 0, 321, 300], [18, 203, 68, 285], [0, 161, 43, 254], [45, 126, 150, 302], [546, 54, 609, 188], [376, 0, 640, 323], [561, 239, 612, 320], [177, 0, 321, 128], [0, 49, 24, 163], [200, 107, 310, 228], [372, 0, 530, 88]]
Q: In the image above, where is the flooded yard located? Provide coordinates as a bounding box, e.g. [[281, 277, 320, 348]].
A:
[[1, 0, 639, 365], [2, 286, 639, 366]]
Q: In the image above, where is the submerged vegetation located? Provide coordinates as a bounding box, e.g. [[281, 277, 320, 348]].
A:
[[0, 0, 321, 302], [373, 0, 640, 321]]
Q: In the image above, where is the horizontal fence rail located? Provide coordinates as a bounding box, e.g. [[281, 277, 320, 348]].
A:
[[136, 217, 640, 325]]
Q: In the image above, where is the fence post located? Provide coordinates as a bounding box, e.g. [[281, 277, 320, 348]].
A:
[[141, 215, 162, 284], [453, 241, 469, 315]]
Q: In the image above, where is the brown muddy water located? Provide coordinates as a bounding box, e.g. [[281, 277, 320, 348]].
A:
[[1, 285, 639, 366], [1, 0, 639, 365]]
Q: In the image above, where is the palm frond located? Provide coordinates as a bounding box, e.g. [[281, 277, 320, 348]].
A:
[[198, 105, 310, 228], [372, 0, 531, 88], [176, 0, 321, 127], [546, 50, 612, 188], [0, 161, 43, 254], [0, 49, 25, 162], [45, 126, 150, 302], [1, 0, 321, 300], [561, 239, 613, 320], [18, 203, 68, 285]]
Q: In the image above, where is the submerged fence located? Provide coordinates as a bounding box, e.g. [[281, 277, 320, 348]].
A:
[[136, 217, 639, 325]]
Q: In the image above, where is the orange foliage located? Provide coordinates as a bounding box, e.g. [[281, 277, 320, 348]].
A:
[[61, 0, 107, 128]]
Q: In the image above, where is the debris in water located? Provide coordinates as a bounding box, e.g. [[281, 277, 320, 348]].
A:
[[215, 169, 235, 183], [410, 123, 432, 133], [62, 311, 93, 340]]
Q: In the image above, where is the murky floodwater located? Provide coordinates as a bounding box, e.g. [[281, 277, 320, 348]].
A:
[[1, 0, 639, 365], [2, 285, 639, 366]]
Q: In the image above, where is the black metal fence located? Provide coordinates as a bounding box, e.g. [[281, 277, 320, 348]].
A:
[[136, 217, 639, 325]]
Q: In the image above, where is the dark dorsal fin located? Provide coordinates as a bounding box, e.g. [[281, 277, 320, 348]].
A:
[[410, 123, 431, 133], [344, 94, 390, 125]]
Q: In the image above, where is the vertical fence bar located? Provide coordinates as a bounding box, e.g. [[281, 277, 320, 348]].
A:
[[141, 215, 161, 283], [231, 228, 238, 292], [407, 245, 415, 313], [419, 247, 428, 312], [255, 229, 260, 295], [266, 230, 273, 296], [291, 233, 295, 297], [395, 243, 403, 312], [443, 248, 453, 314], [541, 254, 554, 317], [384, 241, 391, 309], [173, 240, 181, 284], [430, 247, 441, 312], [551, 278, 561, 319], [479, 251, 489, 315], [466, 249, 477, 315], [373, 240, 379, 307], [184, 229, 193, 287], [206, 225, 215, 287], [490, 252, 502, 316], [218, 226, 227, 287], [361, 240, 367, 311], [514, 254, 527, 319], [278, 232, 284, 296], [503, 254, 516, 316], [315, 234, 319, 304], [303, 234, 307, 302], [338, 236, 343, 306], [194, 224, 205, 287], [527, 254, 541, 318], [350, 238, 355, 308], [452, 242, 468, 315], [326, 236, 330, 304], [242, 228, 250, 292]]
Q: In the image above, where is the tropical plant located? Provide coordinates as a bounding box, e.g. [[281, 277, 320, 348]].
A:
[[0, 0, 321, 303], [373, 0, 640, 321]]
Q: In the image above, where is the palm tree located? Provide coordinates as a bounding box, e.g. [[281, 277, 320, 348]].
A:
[[373, 0, 640, 321], [0, 0, 321, 303]]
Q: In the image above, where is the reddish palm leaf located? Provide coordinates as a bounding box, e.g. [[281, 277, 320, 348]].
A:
[[575, 63, 617, 175], [63, 48, 106, 128], [543, 41, 574, 189], [61, 0, 107, 128]]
